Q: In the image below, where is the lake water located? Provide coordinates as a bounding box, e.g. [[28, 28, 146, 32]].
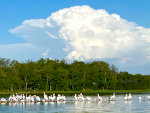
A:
[[0, 94, 150, 113]]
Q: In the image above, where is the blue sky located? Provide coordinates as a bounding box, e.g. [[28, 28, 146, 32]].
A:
[[0, 0, 150, 74]]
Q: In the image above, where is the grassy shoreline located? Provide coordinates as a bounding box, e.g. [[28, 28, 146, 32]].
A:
[[0, 90, 150, 95]]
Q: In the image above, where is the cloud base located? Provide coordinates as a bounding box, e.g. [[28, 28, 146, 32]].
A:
[[2, 5, 150, 74]]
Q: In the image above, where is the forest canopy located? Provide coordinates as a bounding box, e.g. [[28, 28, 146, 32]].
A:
[[0, 58, 150, 91]]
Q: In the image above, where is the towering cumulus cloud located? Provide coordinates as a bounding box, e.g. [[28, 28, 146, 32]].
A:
[[10, 5, 150, 67]]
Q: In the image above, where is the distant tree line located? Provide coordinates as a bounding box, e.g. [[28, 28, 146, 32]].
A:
[[0, 58, 150, 91]]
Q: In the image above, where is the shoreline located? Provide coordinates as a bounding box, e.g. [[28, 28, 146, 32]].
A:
[[0, 90, 150, 95]]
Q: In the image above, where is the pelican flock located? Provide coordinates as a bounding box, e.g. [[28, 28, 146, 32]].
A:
[[0, 92, 66, 104], [0, 92, 150, 104], [124, 93, 132, 101]]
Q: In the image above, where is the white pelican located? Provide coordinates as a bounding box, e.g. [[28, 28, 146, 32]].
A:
[[57, 94, 62, 101], [128, 93, 132, 100], [25, 94, 28, 102], [49, 95, 52, 101], [97, 94, 103, 101], [12, 94, 17, 102], [52, 93, 56, 102], [19, 94, 25, 102], [8, 95, 12, 102], [124, 94, 128, 101], [30, 96, 35, 102], [35, 96, 41, 102], [109, 93, 116, 101], [49, 94, 56, 102], [85, 96, 92, 101], [62, 95, 66, 101], [26, 95, 32, 102], [74, 94, 79, 101], [22, 94, 25, 100], [78, 93, 85, 101], [43, 92, 49, 102], [0, 97, 7, 103]]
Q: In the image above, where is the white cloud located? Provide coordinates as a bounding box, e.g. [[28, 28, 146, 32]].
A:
[[9, 5, 150, 70], [41, 49, 50, 58]]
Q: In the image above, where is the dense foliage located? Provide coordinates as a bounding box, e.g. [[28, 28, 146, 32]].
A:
[[0, 58, 150, 91]]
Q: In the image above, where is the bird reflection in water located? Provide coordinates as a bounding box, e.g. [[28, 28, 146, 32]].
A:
[[57, 100, 66, 106], [85, 101, 91, 104], [49, 101, 55, 105], [75, 101, 85, 106], [44, 102, 48, 106], [97, 100, 102, 105], [109, 100, 116, 104], [124, 100, 132, 105]]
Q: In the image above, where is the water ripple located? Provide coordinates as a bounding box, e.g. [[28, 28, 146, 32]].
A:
[[0, 94, 150, 113]]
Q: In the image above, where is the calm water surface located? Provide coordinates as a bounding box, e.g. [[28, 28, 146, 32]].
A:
[[0, 94, 150, 113]]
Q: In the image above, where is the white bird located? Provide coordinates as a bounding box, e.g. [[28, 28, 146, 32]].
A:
[[52, 93, 56, 102], [8, 95, 12, 102], [74, 94, 79, 101], [26, 95, 32, 102], [43, 92, 49, 102], [57, 94, 62, 101], [0, 97, 7, 103], [22, 94, 25, 100], [49, 94, 56, 102], [148, 96, 150, 100], [30, 96, 35, 102], [124, 94, 128, 101], [19, 94, 25, 102], [109, 93, 116, 101], [128, 93, 132, 100], [35, 96, 41, 102], [49, 95, 52, 101], [85, 96, 92, 101], [12, 94, 17, 102], [78, 93, 85, 101], [25, 94, 28, 102], [62, 95, 66, 101], [97, 94, 103, 101]]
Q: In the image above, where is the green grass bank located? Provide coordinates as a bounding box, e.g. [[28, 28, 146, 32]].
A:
[[0, 89, 150, 95]]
